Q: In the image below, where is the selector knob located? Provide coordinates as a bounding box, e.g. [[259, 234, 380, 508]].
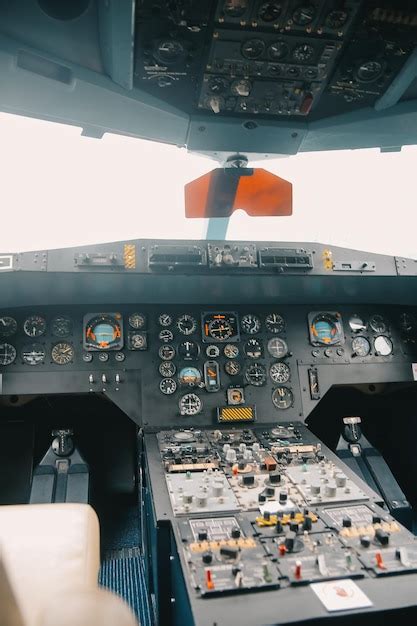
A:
[[238, 462, 246, 471], [324, 483, 337, 498], [269, 472, 281, 484], [375, 529, 390, 546], [242, 474, 255, 487], [252, 443, 261, 454], [335, 474, 347, 488], [372, 515, 382, 524], [289, 522, 299, 533], [239, 443, 247, 452], [212, 481, 224, 497], [231, 528, 241, 539], [284, 532, 296, 552], [183, 493, 193, 504], [225, 449, 237, 463], [265, 486, 275, 497], [196, 493, 208, 508], [302, 517, 312, 532], [311, 483, 321, 495], [360, 536, 371, 548], [276, 519, 283, 533], [202, 552, 213, 564], [279, 491, 288, 504], [342, 517, 352, 528], [223, 443, 230, 453], [258, 493, 266, 503], [198, 530, 208, 541]]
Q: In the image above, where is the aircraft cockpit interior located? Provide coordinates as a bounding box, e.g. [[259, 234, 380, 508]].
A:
[[1, 1, 417, 625]]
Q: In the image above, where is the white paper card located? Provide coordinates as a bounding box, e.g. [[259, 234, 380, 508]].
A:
[[412, 363, 417, 381], [311, 579, 373, 612]]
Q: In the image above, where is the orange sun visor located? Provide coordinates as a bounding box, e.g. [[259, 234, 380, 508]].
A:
[[185, 168, 292, 219]]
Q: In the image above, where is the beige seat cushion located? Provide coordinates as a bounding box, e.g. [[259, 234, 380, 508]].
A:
[[0, 504, 100, 626]]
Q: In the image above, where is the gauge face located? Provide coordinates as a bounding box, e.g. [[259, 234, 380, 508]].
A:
[[349, 315, 366, 333], [201, 312, 240, 343], [259, 2, 282, 22], [223, 0, 248, 17], [309, 312, 344, 346], [159, 361, 176, 377], [159, 329, 174, 343], [82, 353, 93, 363], [224, 344, 239, 359], [369, 314, 388, 334], [231, 79, 251, 97], [178, 340, 200, 360], [352, 336, 371, 358], [84, 313, 123, 350], [399, 313, 417, 337], [292, 44, 315, 63], [129, 313, 146, 330], [209, 76, 229, 94], [178, 367, 202, 387], [292, 4, 316, 25], [265, 313, 285, 334], [51, 342, 74, 365], [272, 386, 293, 409], [268, 41, 288, 60], [129, 332, 147, 350], [326, 9, 348, 29], [225, 360, 241, 376], [159, 313, 172, 327], [24, 315, 46, 338], [51, 316, 72, 338], [267, 337, 288, 359], [179, 393, 202, 416], [155, 39, 185, 64], [99, 352, 109, 362], [245, 338, 263, 359], [206, 345, 220, 358], [22, 343, 45, 365], [0, 316, 17, 337], [270, 362, 290, 383], [160, 378, 177, 395], [241, 314, 261, 335], [374, 335, 393, 356], [159, 344, 175, 361], [177, 314, 197, 336], [355, 60, 384, 83], [0, 343, 16, 366], [245, 363, 267, 386], [241, 39, 265, 60], [115, 352, 125, 362]]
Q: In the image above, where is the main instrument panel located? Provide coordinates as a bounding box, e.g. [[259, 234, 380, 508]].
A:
[[1, 304, 417, 426]]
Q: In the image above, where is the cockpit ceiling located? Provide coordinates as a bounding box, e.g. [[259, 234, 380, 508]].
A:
[[1, 0, 417, 156]]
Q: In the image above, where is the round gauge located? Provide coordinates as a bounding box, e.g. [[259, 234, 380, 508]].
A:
[[177, 314, 197, 336], [155, 39, 185, 64], [231, 79, 252, 97], [84, 314, 122, 350], [23, 315, 46, 338], [51, 316, 72, 338], [129, 313, 146, 330], [51, 342, 74, 365], [224, 343, 239, 358], [241, 314, 261, 335], [159, 329, 174, 343], [159, 361, 176, 377], [245, 363, 267, 386], [209, 76, 229, 94], [272, 386, 293, 409], [0, 316, 17, 337], [265, 313, 285, 334], [158, 313, 172, 327], [325, 9, 348, 29], [99, 352, 109, 362], [178, 340, 200, 360], [267, 337, 288, 358], [270, 362, 291, 383], [179, 393, 203, 416], [244, 338, 263, 359], [178, 367, 202, 387], [225, 360, 241, 376], [0, 343, 16, 366], [355, 60, 384, 83], [82, 353, 93, 363], [208, 318, 233, 341], [374, 335, 393, 357], [310, 313, 343, 346], [349, 315, 366, 333], [115, 352, 125, 362], [22, 343, 45, 366], [159, 344, 176, 361], [292, 44, 315, 63], [241, 39, 265, 60], [286, 66, 300, 77], [223, 0, 248, 17], [160, 378, 177, 395], [399, 313, 417, 336], [206, 345, 220, 358], [292, 4, 316, 25], [259, 2, 283, 22], [130, 333, 147, 350], [268, 41, 289, 61], [369, 314, 388, 334], [352, 336, 371, 357]]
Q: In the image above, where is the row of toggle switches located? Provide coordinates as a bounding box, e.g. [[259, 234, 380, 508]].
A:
[[88, 372, 123, 391]]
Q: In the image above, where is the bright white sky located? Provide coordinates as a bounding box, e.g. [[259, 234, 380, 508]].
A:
[[1, 111, 417, 258]]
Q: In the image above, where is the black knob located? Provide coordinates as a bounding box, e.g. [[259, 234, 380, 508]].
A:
[[242, 474, 255, 486], [238, 462, 246, 471], [375, 529, 389, 546], [263, 511, 271, 521], [372, 515, 381, 525], [258, 493, 266, 503], [269, 472, 281, 484], [265, 486, 275, 497], [302, 517, 312, 532], [202, 552, 212, 564], [198, 530, 208, 541], [279, 492, 288, 504], [360, 535, 371, 548], [342, 517, 352, 528], [231, 528, 241, 539], [284, 532, 296, 552], [289, 522, 299, 533], [276, 520, 283, 533]]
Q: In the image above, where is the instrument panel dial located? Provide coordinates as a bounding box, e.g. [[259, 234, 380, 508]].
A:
[[259, 2, 283, 22], [244, 338, 263, 359], [272, 386, 293, 409], [352, 336, 371, 357], [51, 316, 72, 338], [129, 313, 146, 329], [241, 314, 261, 335], [245, 363, 267, 386], [224, 344, 239, 359], [177, 314, 197, 336], [84, 313, 123, 351], [309, 312, 344, 346], [0, 316, 17, 337], [241, 39, 265, 60], [51, 342, 74, 365], [160, 378, 177, 395], [267, 337, 288, 359], [369, 314, 388, 334], [202, 312, 239, 343], [159, 329, 174, 343], [374, 335, 393, 357], [292, 4, 316, 25], [22, 343, 45, 365], [265, 313, 285, 334], [0, 343, 16, 366], [158, 313, 172, 327], [178, 367, 202, 387], [24, 315, 46, 338], [159, 361, 176, 377], [179, 393, 202, 416], [159, 344, 175, 361], [225, 360, 241, 376], [270, 362, 290, 383]]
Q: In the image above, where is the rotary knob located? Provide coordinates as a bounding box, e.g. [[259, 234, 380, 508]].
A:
[[212, 481, 224, 497]]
